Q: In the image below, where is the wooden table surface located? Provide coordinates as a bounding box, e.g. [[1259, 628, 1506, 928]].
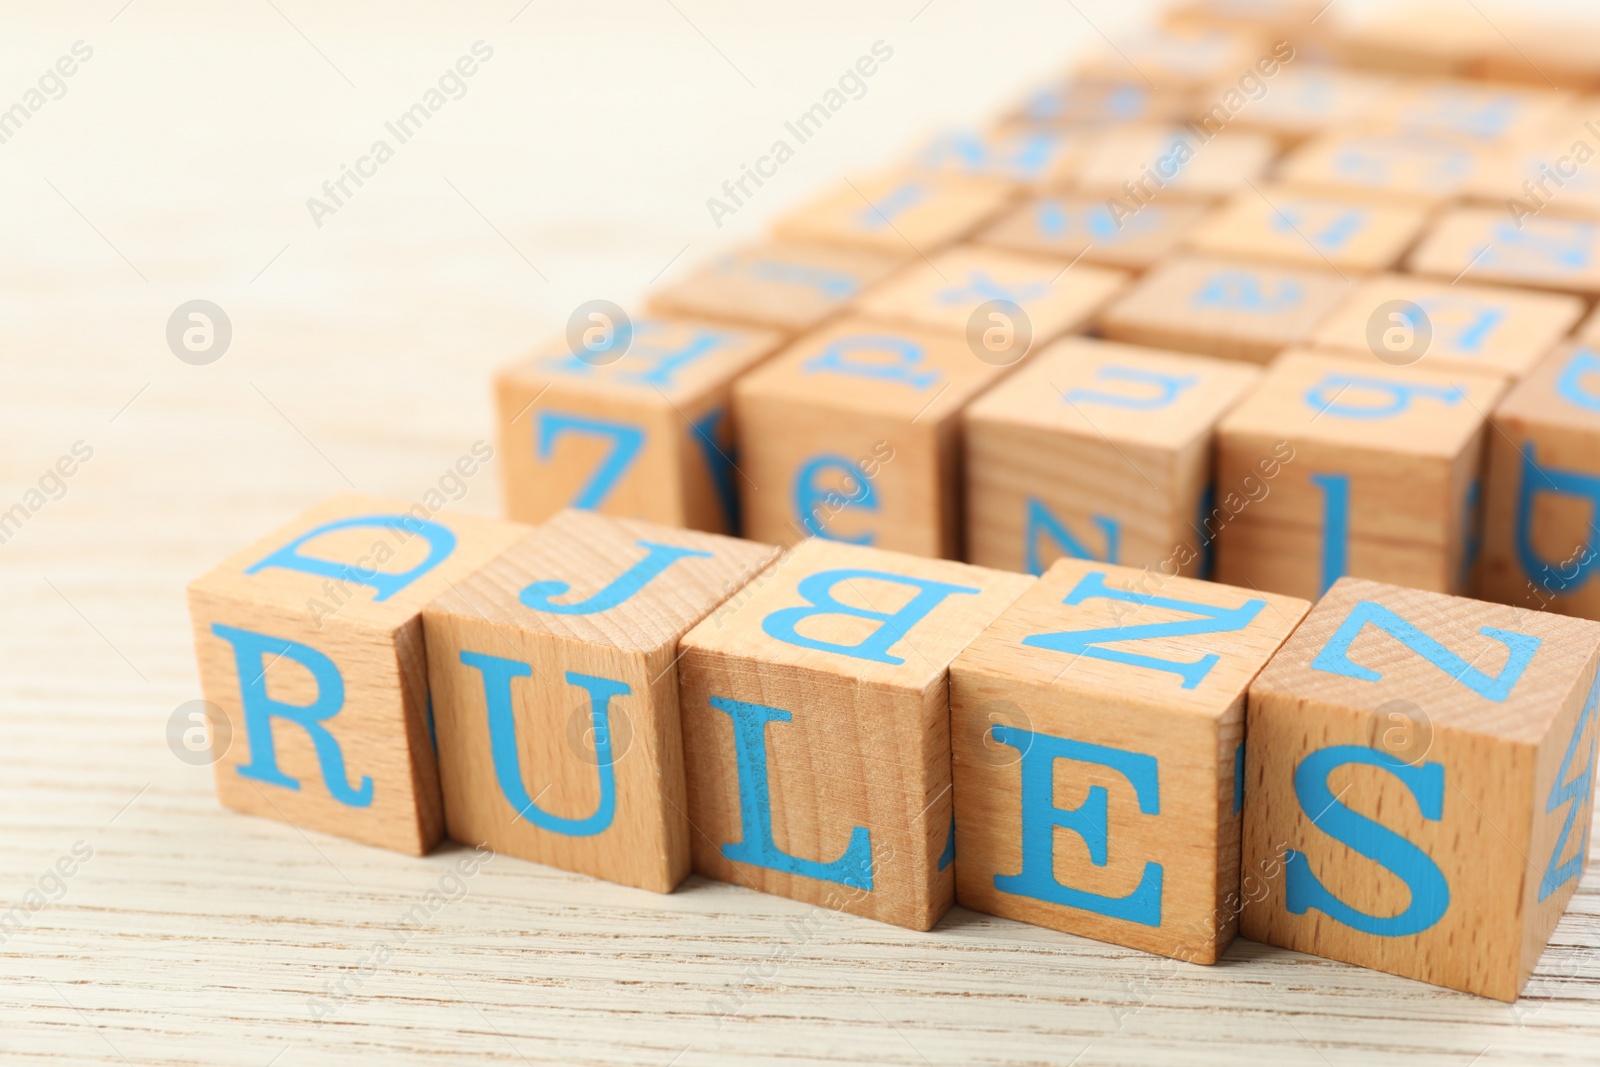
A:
[[2, 2, 1598, 1063]]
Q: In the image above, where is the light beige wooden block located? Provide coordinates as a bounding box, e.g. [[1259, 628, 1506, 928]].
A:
[[910, 126, 1093, 189], [1372, 80, 1572, 144], [855, 245, 1127, 344], [495, 317, 783, 535], [963, 337, 1259, 578], [1075, 26, 1271, 93], [1096, 254, 1351, 363], [1274, 129, 1490, 206], [1204, 65, 1397, 145], [1187, 186, 1432, 274], [1213, 349, 1508, 600], [1310, 274, 1583, 379], [1462, 122, 1600, 224], [1408, 208, 1600, 297], [648, 240, 902, 335], [977, 194, 1210, 272], [1242, 576, 1600, 1001], [1477, 22, 1600, 90], [1335, 8, 1502, 76], [1478, 343, 1600, 622], [676, 537, 1032, 929], [1164, 0, 1326, 40], [1001, 79, 1196, 130], [186, 494, 529, 855], [733, 317, 1015, 559], [421, 510, 779, 893], [771, 168, 1015, 258], [1073, 125, 1280, 204], [950, 558, 1308, 961]]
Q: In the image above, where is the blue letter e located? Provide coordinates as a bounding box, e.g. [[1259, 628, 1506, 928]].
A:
[[212, 624, 373, 807], [246, 514, 457, 602], [762, 569, 979, 665], [1286, 745, 1449, 937]]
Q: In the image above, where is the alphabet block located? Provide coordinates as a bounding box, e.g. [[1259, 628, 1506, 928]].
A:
[[1478, 343, 1600, 621], [855, 245, 1127, 343], [1240, 576, 1600, 1000], [977, 194, 1210, 272], [676, 537, 1033, 928], [911, 126, 1092, 189], [1072, 126, 1279, 204], [1210, 66, 1396, 145], [1213, 350, 1508, 599], [186, 494, 529, 855], [771, 169, 1015, 258], [495, 317, 784, 534], [964, 337, 1260, 577], [648, 240, 902, 335], [1187, 187, 1431, 274], [1374, 80, 1571, 144], [1096, 255, 1351, 363], [1310, 274, 1583, 380], [733, 318, 1014, 559], [1408, 208, 1600, 297], [1275, 130, 1489, 205], [950, 558, 1309, 961], [1002, 79, 1195, 130], [422, 509, 779, 893]]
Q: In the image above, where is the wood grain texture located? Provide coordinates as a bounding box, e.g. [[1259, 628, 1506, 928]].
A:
[[950, 559, 1309, 962], [1242, 577, 1600, 1000], [7, 3, 1600, 1063]]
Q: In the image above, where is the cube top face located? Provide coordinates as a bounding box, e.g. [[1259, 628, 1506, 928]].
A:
[[734, 317, 1008, 427], [1074, 27, 1266, 91], [910, 126, 1090, 188], [1409, 209, 1600, 296], [425, 509, 779, 655], [188, 493, 529, 631], [1096, 255, 1352, 362], [1003, 80, 1191, 130], [648, 240, 902, 334], [964, 337, 1261, 454], [1215, 66, 1398, 142], [1375, 80, 1572, 144], [1498, 343, 1600, 437], [856, 245, 1128, 343], [771, 169, 1013, 257], [679, 537, 1035, 691], [1309, 274, 1583, 380], [1275, 130, 1487, 203], [954, 558, 1311, 719], [1253, 577, 1600, 745], [1218, 349, 1505, 463], [497, 317, 783, 405], [1465, 132, 1600, 222], [1072, 126, 1278, 202], [977, 195, 1209, 271], [1187, 186, 1432, 273]]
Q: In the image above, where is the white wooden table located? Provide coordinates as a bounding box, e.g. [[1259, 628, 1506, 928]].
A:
[[1, 2, 1597, 1062]]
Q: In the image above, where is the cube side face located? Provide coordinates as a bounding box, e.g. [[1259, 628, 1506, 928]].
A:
[[1239, 577, 1600, 1000], [947, 559, 1310, 961], [424, 616, 687, 893]]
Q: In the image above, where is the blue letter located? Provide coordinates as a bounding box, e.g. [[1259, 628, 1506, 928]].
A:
[[537, 412, 646, 509], [1024, 498, 1118, 575], [461, 652, 623, 837], [794, 455, 878, 543], [710, 697, 873, 889], [1311, 472, 1350, 596], [246, 514, 456, 602], [212, 624, 372, 807], [1556, 348, 1600, 412], [1304, 375, 1463, 420], [1063, 365, 1197, 411], [1540, 673, 1600, 901], [1310, 601, 1542, 702], [991, 725, 1162, 926], [802, 334, 941, 390], [763, 569, 980, 665], [1517, 445, 1600, 595], [1022, 570, 1265, 690], [521, 539, 713, 615], [1287, 745, 1449, 937]]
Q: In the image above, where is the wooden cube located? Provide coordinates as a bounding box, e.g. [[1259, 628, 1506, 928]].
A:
[[1275, 130, 1489, 206], [495, 317, 783, 535], [1461, 118, 1600, 223], [1309, 274, 1583, 380], [964, 337, 1260, 577], [1187, 186, 1432, 274], [1096, 254, 1351, 363], [1213, 350, 1508, 599], [676, 537, 1033, 928], [1241, 576, 1600, 1000], [733, 317, 1015, 559], [950, 558, 1309, 961], [1335, 8, 1502, 75], [910, 126, 1092, 189], [1075, 26, 1269, 93], [186, 494, 529, 855], [771, 168, 1015, 258], [1478, 343, 1600, 621], [422, 510, 779, 893], [977, 194, 1210, 272], [1408, 208, 1600, 297], [1208, 66, 1397, 145], [855, 245, 1127, 343], [1374, 80, 1572, 144], [1072, 126, 1279, 204], [1002, 79, 1194, 130], [648, 240, 902, 335]]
